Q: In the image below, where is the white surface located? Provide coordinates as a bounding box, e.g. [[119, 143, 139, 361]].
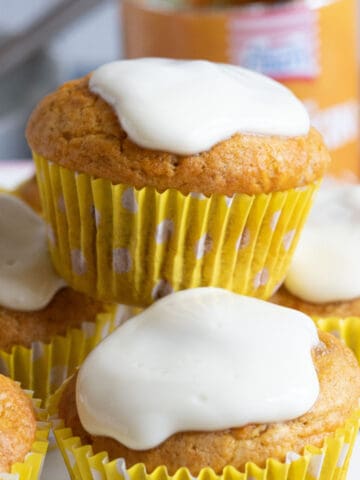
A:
[[91, 59, 309, 155], [0, 162, 358, 478], [42, 448, 70, 480]]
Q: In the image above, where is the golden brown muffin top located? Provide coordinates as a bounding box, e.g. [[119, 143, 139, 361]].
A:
[[59, 330, 360, 474], [0, 287, 106, 352], [271, 287, 360, 318], [26, 76, 330, 196], [0, 374, 36, 472]]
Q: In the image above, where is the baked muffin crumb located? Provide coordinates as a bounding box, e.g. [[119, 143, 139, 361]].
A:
[[26, 76, 330, 196], [0, 375, 36, 472]]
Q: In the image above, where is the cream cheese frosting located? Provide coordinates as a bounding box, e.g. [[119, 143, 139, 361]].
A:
[[285, 185, 360, 303], [89, 58, 310, 155], [76, 288, 319, 450], [0, 194, 65, 311]]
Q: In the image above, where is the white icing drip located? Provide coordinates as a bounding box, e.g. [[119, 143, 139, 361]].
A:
[[0, 194, 65, 311], [77, 288, 319, 450], [89, 58, 310, 155], [285, 185, 360, 303]]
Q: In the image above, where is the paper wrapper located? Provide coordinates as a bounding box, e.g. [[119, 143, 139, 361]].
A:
[[0, 306, 133, 405], [33, 153, 319, 306], [4, 389, 49, 480], [48, 381, 359, 480], [313, 316, 360, 364]]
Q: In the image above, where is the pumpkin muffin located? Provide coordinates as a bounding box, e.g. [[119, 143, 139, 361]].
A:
[[0, 374, 37, 472], [0, 287, 107, 352], [0, 193, 115, 352], [271, 184, 360, 318], [271, 287, 360, 318], [54, 288, 360, 478], [0, 193, 132, 401], [26, 59, 330, 307]]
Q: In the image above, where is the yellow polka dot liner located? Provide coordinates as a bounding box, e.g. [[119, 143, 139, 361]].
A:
[[47, 380, 359, 480], [33, 153, 320, 307], [4, 388, 50, 480], [0, 306, 133, 406], [313, 316, 360, 364]]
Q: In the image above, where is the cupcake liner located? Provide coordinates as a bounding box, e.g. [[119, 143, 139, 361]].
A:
[[0, 306, 134, 405], [48, 382, 359, 480], [33, 153, 319, 306], [4, 389, 49, 480], [313, 316, 360, 364]]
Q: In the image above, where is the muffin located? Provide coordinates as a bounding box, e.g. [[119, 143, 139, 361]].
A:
[[0, 374, 36, 472], [271, 184, 360, 317], [52, 289, 360, 479], [26, 59, 330, 307], [0, 287, 108, 352], [0, 374, 48, 476], [0, 193, 133, 401]]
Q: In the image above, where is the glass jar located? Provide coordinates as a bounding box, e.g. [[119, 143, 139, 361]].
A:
[[121, 0, 359, 181]]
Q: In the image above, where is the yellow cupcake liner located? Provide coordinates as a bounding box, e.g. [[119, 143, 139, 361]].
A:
[[0, 306, 134, 405], [33, 153, 320, 306], [313, 316, 360, 365], [3, 389, 49, 480], [48, 380, 359, 480]]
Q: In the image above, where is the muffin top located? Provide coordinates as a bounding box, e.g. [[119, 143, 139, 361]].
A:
[[76, 289, 321, 451], [0, 287, 107, 352], [0, 374, 36, 472], [60, 290, 360, 474], [271, 286, 360, 317], [0, 193, 109, 350], [26, 60, 330, 196], [284, 184, 360, 304], [0, 194, 65, 311]]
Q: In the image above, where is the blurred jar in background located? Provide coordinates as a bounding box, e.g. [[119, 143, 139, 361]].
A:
[[0, 36, 58, 159], [122, 0, 359, 181]]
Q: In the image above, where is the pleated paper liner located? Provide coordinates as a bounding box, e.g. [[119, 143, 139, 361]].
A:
[[0, 305, 134, 405], [313, 316, 360, 365], [33, 153, 320, 307], [48, 378, 359, 480], [5, 389, 49, 480]]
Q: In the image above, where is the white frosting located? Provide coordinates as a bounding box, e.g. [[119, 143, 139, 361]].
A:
[[77, 288, 319, 450], [89, 58, 310, 155], [285, 185, 360, 304], [0, 194, 65, 311]]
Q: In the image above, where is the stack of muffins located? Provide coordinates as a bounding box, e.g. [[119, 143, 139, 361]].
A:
[[1, 58, 360, 480]]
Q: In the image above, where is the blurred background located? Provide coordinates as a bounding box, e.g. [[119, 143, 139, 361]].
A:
[[0, 0, 359, 180]]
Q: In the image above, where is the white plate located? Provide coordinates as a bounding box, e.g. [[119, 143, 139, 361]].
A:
[[0, 161, 358, 479]]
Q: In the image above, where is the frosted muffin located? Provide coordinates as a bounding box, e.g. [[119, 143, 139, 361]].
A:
[[0, 287, 107, 352], [271, 185, 360, 317], [26, 59, 330, 307], [0, 193, 132, 400], [53, 289, 360, 479]]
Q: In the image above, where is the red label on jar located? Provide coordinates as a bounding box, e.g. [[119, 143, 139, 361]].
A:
[[228, 5, 319, 81]]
